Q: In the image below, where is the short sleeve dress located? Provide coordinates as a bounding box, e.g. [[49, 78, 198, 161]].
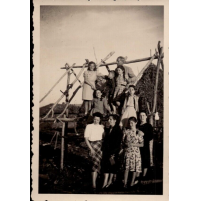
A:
[[82, 70, 98, 100], [123, 129, 144, 172]]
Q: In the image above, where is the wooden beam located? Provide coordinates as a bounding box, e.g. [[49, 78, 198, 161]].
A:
[[60, 115, 65, 170], [40, 117, 77, 122], [40, 63, 75, 103], [60, 54, 164, 69]]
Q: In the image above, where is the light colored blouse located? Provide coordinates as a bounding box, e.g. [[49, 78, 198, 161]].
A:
[[84, 123, 104, 141]]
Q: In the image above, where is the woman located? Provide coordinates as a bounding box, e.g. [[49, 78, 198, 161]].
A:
[[120, 85, 139, 128], [101, 114, 123, 189], [137, 111, 154, 181], [84, 112, 104, 191], [90, 90, 111, 116], [122, 117, 144, 188], [113, 66, 128, 115], [82, 61, 98, 116]]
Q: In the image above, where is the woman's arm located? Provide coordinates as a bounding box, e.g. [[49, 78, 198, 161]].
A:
[[85, 138, 95, 155], [149, 139, 154, 165], [132, 142, 144, 147], [84, 77, 96, 90], [103, 97, 111, 113]]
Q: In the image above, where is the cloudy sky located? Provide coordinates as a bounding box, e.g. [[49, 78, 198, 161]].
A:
[[40, 6, 163, 106]]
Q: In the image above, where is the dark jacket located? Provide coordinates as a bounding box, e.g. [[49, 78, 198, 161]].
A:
[[102, 125, 123, 156]]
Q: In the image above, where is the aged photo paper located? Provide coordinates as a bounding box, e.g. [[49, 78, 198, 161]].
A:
[[32, 0, 169, 200]]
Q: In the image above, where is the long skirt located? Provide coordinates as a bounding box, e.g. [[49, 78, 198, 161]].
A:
[[89, 140, 102, 173], [120, 106, 137, 127]]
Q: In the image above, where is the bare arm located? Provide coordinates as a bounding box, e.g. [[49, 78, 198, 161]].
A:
[[84, 76, 96, 90], [85, 138, 95, 156], [132, 142, 144, 147], [149, 139, 154, 165]]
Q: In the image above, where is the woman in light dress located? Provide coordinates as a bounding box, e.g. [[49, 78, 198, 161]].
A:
[[82, 61, 98, 115], [120, 85, 139, 128]]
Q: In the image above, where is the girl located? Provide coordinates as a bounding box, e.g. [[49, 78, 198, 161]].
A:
[[91, 90, 111, 116], [82, 61, 98, 116], [122, 117, 144, 188], [120, 85, 139, 128], [84, 112, 104, 191], [113, 66, 128, 114]]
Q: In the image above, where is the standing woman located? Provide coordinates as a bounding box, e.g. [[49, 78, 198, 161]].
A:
[[113, 66, 128, 115], [138, 111, 154, 180], [120, 85, 139, 128], [84, 112, 104, 191], [101, 114, 123, 188], [82, 61, 98, 116]]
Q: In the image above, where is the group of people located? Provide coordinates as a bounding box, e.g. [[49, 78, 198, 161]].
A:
[[82, 56, 139, 128], [82, 56, 154, 192], [84, 112, 153, 192]]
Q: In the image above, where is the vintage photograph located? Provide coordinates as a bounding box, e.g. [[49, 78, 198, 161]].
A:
[[34, 2, 168, 198]]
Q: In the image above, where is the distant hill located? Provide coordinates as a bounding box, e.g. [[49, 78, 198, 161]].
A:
[[40, 103, 82, 117]]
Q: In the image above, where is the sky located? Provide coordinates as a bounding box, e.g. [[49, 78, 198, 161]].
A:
[[40, 6, 163, 107]]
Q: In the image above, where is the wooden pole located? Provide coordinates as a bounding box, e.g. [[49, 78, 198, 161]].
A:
[[40, 64, 75, 103], [149, 47, 163, 126], [60, 54, 164, 69], [60, 115, 65, 170], [158, 41, 164, 71]]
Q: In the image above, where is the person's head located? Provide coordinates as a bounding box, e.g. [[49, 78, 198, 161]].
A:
[[139, 111, 147, 124], [116, 56, 126, 65], [93, 112, 102, 125], [128, 85, 136, 95], [108, 114, 118, 127], [116, 65, 125, 77], [108, 70, 115, 79], [95, 90, 102, 99], [88, 61, 97, 71], [128, 117, 137, 129]]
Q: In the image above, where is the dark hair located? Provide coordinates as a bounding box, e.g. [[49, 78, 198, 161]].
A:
[[115, 65, 126, 80], [88, 61, 97, 71], [109, 114, 120, 125], [116, 56, 125, 62], [128, 116, 137, 123], [128, 85, 136, 90], [139, 110, 147, 116], [93, 112, 102, 119], [125, 116, 137, 129], [94, 89, 103, 101]]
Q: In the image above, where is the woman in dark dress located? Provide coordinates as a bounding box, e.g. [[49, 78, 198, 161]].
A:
[[101, 114, 123, 188], [138, 111, 154, 179]]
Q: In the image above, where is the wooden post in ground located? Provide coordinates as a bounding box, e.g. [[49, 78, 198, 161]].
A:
[[149, 47, 163, 126], [60, 114, 66, 170]]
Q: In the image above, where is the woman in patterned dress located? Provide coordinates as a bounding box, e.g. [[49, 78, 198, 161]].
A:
[[82, 61, 98, 115], [122, 117, 144, 188], [84, 112, 104, 191]]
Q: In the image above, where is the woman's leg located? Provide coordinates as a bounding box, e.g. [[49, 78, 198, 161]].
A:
[[124, 170, 129, 186], [130, 172, 137, 186], [102, 173, 109, 188], [143, 168, 148, 177], [107, 173, 114, 186], [92, 171, 98, 188], [88, 100, 92, 112], [84, 100, 88, 115]]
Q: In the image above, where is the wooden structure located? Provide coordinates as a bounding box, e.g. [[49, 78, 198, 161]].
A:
[[40, 42, 164, 170]]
